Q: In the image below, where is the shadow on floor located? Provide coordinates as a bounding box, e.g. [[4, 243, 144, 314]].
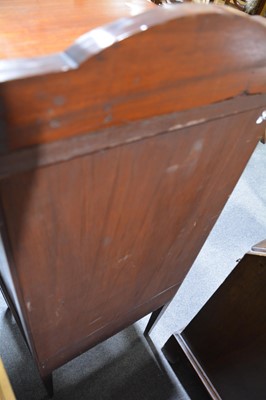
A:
[[1, 299, 184, 400]]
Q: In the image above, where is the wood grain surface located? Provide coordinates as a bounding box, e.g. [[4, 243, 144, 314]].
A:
[[0, 2, 265, 389], [0, 94, 265, 179], [0, 105, 263, 373], [0, 0, 155, 60], [1, 6, 265, 152]]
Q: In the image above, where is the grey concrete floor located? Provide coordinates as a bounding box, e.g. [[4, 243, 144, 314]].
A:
[[0, 142, 265, 400]]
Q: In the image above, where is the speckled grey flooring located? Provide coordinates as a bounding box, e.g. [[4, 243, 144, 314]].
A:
[[1, 142, 265, 400]]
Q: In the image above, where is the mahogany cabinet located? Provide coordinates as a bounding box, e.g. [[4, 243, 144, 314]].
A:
[[162, 240, 266, 399], [0, 1, 265, 395]]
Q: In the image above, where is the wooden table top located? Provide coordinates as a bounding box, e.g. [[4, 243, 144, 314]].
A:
[[0, 0, 155, 60]]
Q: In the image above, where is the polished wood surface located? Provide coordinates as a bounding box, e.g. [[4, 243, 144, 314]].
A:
[[1, 104, 264, 377], [0, 0, 155, 60], [1, 6, 266, 151], [0, 3, 265, 395], [163, 242, 266, 399], [0, 94, 265, 179]]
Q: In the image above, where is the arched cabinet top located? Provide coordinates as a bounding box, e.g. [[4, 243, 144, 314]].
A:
[[0, 3, 265, 152]]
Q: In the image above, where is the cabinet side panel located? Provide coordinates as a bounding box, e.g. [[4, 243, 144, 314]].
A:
[[0, 107, 262, 372]]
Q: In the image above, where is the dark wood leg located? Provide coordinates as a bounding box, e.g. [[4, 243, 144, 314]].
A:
[[42, 374, 54, 398], [0, 275, 31, 348], [4, 306, 11, 316], [144, 303, 169, 336], [0, 283, 10, 311]]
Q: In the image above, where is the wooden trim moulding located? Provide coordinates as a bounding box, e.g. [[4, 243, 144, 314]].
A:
[[1, 5, 264, 83], [0, 94, 265, 179]]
